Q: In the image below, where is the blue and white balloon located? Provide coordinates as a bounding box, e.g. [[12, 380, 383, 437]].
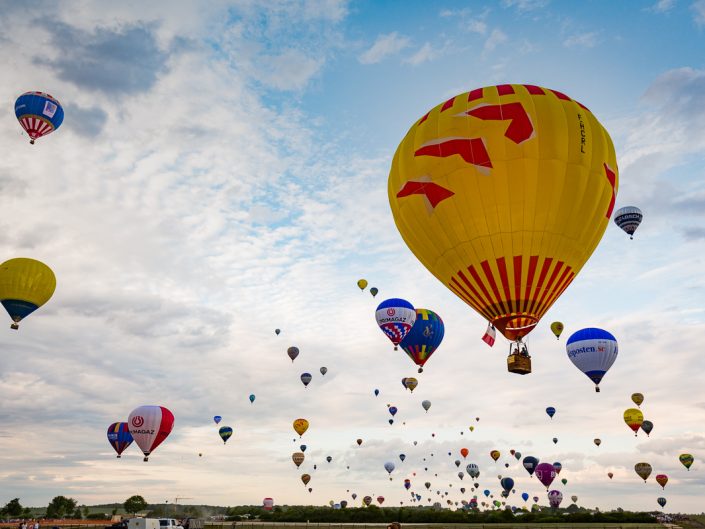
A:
[[566, 328, 618, 392]]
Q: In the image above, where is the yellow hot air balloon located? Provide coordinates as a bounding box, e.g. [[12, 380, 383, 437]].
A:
[[634, 462, 652, 482], [623, 408, 644, 436], [0, 258, 56, 329], [550, 322, 564, 340], [631, 392, 644, 407], [293, 418, 309, 437], [357, 279, 368, 291], [388, 84, 618, 369]]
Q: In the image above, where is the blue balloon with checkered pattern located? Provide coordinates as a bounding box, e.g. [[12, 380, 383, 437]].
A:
[[375, 298, 416, 349]]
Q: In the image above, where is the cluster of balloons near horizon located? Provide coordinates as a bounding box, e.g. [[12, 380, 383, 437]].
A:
[[356, 279, 379, 298], [107, 405, 174, 461]]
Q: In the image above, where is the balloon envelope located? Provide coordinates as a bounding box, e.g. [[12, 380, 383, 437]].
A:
[[523, 456, 538, 476], [641, 420, 654, 436], [15, 91, 64, 143], [388, 85, 618, 343], [0, 258, 56, 329], [213, 415, 222, 424], [679, 453, 694, 470], [357, 279, 368, 291], [490, 450, 501, 462], [249, 394, 256, 403], [301, 372, 312, 387], [128, 405, 174, 461], [566, 328, 618, 390], [219, 426, 233, 443], [550, 322, 564, 339], [107, 422, 133, 458], [320, 367, 328, 375], [376, 298, 416, 347], [292, 452, 305, 467], [535, 462, 557, 489], [546, 406, 556, 418], [624, 408, 644, 435], [548, 490, 563, 509], [422, 400, 431, 412], [635, 462, 652, 482], [631, 392, 644, 406], [293, 418, 309, 436], [399, 308, 445, 370], [287, 346, 299, 362], [614, 206, 643, 239]]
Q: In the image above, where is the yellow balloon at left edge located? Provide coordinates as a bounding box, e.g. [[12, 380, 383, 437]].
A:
[[0, 258, 56, 329], [388, 84, 618, 343]]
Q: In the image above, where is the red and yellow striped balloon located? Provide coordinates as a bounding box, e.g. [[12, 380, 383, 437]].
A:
[[389, 84, 618, 341]]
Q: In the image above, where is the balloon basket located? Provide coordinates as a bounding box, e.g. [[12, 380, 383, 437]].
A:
[[10, 323, 18, 330], [507, 353, 531, 375]]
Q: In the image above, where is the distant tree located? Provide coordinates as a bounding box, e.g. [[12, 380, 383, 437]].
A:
[[21, 508, 33, 519], [46, 496, 78, 519], [73, 508, 84, 519], [82, 506, 90, 517], [1, 498, 24, 517], [124, 496, 148, 516], [111, 507, 118, 516]]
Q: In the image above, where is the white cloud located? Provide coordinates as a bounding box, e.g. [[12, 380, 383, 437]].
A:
[[358, 32, 411, 64], [404, 42, 436, 65], [254, 48, 323, 90], [483, 28, 508, 52], [563, 31, 599, 47], [467, 18, 488, 34], [501, 0, 550, 12], [692, 0, 705, 24], [649, 0, 676, 12]]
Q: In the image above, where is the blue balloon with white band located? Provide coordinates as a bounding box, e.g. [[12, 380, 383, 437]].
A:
[[566, 328, 618, 392]]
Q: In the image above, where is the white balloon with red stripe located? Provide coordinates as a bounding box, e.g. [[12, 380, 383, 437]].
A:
[[128, 405, 175, 461]]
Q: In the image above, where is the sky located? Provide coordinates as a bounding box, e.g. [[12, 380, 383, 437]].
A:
[[0, 0, 704, 514]]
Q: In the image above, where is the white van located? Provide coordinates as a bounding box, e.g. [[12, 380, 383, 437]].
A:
[[127, 519, 160, 529], [158, 519, 184, 529]]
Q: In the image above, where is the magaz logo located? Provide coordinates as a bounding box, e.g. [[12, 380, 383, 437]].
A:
[[131, 416, 145, 428]]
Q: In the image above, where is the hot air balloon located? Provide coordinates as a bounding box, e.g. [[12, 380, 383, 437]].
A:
[[460, 448, 469, 459], [404, 479, 411, 490], [679, 454, 694, 470], [128, 405, 174, 462], [320, 367, 328, 376], [275, 328, 281, 335], [300, 372, 312, 387], [218, 426, 233, 443], [454, 459, 461, 467], [389, 406, 398, 417], [594, 438, 602, 446], [249, 394, 256, 404], [561, 478, 567, 485], [301, 474, 311, 486], [631, 392, 644, 407], [422, 400, 431, 412], [403, 377, 419, 392], [490, 450, 501, 462], [608, 472, 613, 479], [500, 477, 514, 494], [521, 492, 529, 502], [357, 279, 368, 291], [552, 437, 558, 444], [293, 418, 309, 437], [399, 453, 406, 462], [363, 496, 372, 506], [523, 456, 538, 476], [535, 463, 556, 489], [370, 287, 379, 297], [467, 463, 480, 479], [326, 456, 332, 463], [655, 474, 668, 489], [469, 426, 474, 432], [15, 92, 64, 144], [388, 84, 618, 370], [614, 206, 643, 239], [292, 452, 305, 467], [657, 497, 666, 508], [262, 498, 274, 511], [548, 490, 563, 509], [287, 346, 299, 362], [376, 496, 385, 505], [635, 462, 652, 482], [300, 444, 307, 452], [213, 416, 222, 424], [107, 422, 133, 458], [624, 408, 644, 436], [374, 389, 379, 396], [550, 322, 564, 340], [0, 258, 56, 329], [399, 308, 445, 373], [425, 482, 432, 490], [384, 461, 395, 479], [376, 298, 416, 350], [641, 420, 653, 437], [356, 438, 362, 446], [546, 406, 556, 419], [340, 500, 348, 508], [566, 328, 618, 391], [553, 462, 562, 475]]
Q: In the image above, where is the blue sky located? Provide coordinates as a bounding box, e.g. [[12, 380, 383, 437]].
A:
[[0, 0, 704, 515]]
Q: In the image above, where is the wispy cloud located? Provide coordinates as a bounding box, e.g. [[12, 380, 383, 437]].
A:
[[648, 0, 676, 13], [692, 0, 705, 25], [501, 0, 550, 12], [404, 42, 436, 65], [358, 32, 410, 64], [483, 28, 508, 52], [563, 31, 599, 47]]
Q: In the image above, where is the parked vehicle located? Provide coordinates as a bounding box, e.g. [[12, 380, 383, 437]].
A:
[[158, 519, 183, 529], [128, 518, 160, 529]]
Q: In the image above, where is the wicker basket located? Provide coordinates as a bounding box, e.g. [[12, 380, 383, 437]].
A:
[[507, 353, 532, 374]]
